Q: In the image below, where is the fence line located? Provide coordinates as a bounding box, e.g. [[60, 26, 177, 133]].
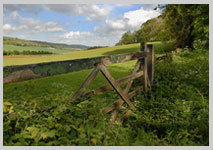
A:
[[3, 51, 147, 84]]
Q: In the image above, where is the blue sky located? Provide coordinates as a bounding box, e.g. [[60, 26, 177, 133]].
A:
[[3, 4, 161, 46]]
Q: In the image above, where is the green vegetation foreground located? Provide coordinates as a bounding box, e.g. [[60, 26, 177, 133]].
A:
[[3, 42, 209, 145]]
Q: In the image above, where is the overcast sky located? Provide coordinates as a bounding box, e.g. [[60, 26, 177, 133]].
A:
[[3, 4, 161, 46]]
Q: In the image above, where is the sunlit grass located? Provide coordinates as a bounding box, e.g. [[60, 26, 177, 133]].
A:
[[3, 44, 78, 54], [3, 41, 174, 66]]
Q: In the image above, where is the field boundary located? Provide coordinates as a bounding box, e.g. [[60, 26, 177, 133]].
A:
[[3, 50, 146, 84]]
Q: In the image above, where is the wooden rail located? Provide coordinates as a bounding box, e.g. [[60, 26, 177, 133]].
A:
[[81, 71, 144, 97]]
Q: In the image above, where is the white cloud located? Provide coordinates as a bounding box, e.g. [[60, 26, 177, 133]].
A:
[[46, 31, 118, 46], [106, 19, 126, 30], [4, 4, 111, 22], [3, 4, 111, 22], [94, 7, 161, 43], [3, 11, 20, 22], [3, 12, 65, 34], [5, 7, 161, 46], [3, 5, 162, 46], [44, 4, 111, 21], [3, 24, 16, 31], [124, 8, 161, 29], [34, 22, 65, 32], [64, 31, 91, 38], [4, 4, 43, 14]]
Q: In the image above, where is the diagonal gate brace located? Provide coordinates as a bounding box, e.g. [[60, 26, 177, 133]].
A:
[[109, 60, 141, 122], [71, 65, 100, 101], [98, 64, 135, 110]]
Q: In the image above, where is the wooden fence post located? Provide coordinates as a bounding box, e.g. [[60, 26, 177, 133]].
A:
[[147, 44, 154, 87], [140, 42, 148, 92]]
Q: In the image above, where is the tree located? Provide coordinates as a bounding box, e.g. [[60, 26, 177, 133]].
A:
[[135, 16, 171, 42], [162, 4, 209, 48], [191, 5, 209, 43], [116, 31, 135, 45]]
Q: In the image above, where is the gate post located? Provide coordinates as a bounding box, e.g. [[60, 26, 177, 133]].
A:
[[140, 42, 148, 92], [147, 44, 154, 87]]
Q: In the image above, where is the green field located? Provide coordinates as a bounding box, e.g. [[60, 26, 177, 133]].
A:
[[3, 41, 175, 66], [3, 41, 209, 146], [3, 44, 79, 54]]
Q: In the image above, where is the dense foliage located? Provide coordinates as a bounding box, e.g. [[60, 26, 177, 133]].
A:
[[162, 4, 209, 48], [116, 31, 136, 45], [3, 42, 209, 145], [134, 16, 171, 42], [116, 4, 209, 49]]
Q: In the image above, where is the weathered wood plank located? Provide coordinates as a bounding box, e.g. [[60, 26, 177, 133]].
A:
[[110, 110, 119, 123], [102, 87, 143, 114], [124, 60, 141, 93], [110, 60, 141, 123], [3, 51, 146, 84], [81, 70, 143, 97], [71, 65, 100, 101], [99, 64, 135, 109], [71, 71, 144, 103], [117, 110, 132, 123], [156, 54, 169, 61], [141, 42, 148, 92], [147, 44, 154, 86]]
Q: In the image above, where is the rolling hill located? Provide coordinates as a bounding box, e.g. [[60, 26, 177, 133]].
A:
[[3, 36, 89, 50], [3, 41, 175, 66]]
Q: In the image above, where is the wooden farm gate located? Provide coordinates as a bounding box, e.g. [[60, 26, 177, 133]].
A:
[[71, 42, 154, 123], [3, 42, 154, 123]]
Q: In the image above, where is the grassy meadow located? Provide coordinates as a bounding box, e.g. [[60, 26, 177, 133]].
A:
[[3, 41, 209, 146], [4, 45, 79, 54], [3, 41, 174, 66]]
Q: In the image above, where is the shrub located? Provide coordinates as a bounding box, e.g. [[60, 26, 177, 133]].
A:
[[13, 50, 20, 55], [3, 50, 7, 55]]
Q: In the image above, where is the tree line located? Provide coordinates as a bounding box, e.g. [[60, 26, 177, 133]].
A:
[[116, 4, 209, 49], [3, 50, 53, 56]]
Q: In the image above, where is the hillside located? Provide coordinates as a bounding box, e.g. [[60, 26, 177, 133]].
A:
[[3, 41, 175, 66], [3, 36, 89, 50]]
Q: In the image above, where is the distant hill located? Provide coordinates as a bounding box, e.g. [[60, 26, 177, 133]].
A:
[[31, 40, 89, 50], [3, 36, 89, 50], [87, 46, 109, 50]]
